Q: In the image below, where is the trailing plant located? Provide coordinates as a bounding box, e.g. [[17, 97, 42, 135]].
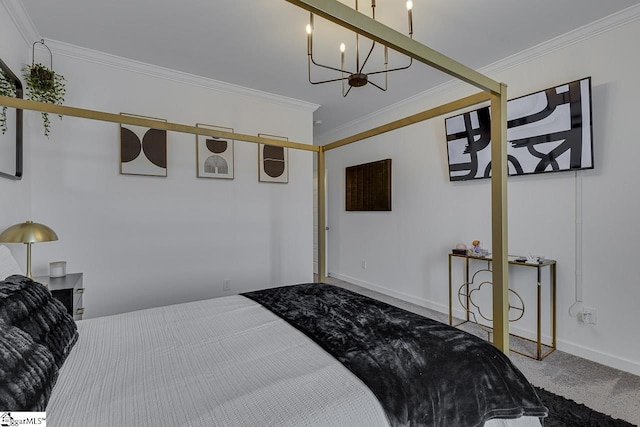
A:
[[0, 70, 17, 134], [23, 62, 66, 138]]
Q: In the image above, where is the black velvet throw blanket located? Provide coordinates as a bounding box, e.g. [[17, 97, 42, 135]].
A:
[[534, 386, 634, 427], [243, 283, 547, 427]]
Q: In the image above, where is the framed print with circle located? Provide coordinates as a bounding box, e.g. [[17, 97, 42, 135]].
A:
[[196, 123, 234, 179], [120, 113, 167, 177]]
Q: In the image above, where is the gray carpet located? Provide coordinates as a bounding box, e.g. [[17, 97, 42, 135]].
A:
[[320, 276, 640, 426]]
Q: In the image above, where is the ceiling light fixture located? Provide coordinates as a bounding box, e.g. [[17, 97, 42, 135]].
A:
[[305, 0, 414, 97]]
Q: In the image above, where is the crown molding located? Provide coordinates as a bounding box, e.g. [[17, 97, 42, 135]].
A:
[[481, 3, 640, 76], [316, 3, 640, 143], [2, 1, 41, 46], [2, 0, 40, 47], [44, 40, 319, 112]]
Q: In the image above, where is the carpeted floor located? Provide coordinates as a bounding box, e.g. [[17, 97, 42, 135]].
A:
[[320, 276, 640, 426]]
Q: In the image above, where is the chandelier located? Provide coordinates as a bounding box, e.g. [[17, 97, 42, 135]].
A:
[[305, 0, 414, 97]]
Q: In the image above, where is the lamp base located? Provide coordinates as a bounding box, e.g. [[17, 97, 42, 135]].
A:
[[26, 242, 32, 278]]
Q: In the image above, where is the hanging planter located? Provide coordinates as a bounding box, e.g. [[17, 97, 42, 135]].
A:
[[23, 39, 66, 138], [0, 69, 17, 134]]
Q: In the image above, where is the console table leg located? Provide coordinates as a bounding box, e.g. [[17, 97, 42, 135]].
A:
[[537, 266, 542, 360]]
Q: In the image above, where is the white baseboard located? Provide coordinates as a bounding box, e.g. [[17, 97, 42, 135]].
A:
[[556, 340, 640, 377], [330, 272, 448, 314], [330, 272, 640, 377]]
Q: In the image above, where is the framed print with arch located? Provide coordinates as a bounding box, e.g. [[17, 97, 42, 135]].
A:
[[196, 123, 234, 179], [258, 133, 289, 183]]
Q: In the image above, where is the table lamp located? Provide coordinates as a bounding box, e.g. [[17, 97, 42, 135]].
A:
[[0, 220, 58, 278]]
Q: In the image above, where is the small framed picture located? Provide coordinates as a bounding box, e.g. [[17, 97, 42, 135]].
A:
[[258, 133, 288, 183], [196, 123, 234, 179], [120, 113, 167, 177]]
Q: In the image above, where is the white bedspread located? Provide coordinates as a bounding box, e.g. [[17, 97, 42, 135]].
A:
[[47, 295, 541, 427]]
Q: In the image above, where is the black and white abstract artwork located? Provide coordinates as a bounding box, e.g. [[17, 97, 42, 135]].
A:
[[445, 77, 593, 181], [196, 123, 234, 179]]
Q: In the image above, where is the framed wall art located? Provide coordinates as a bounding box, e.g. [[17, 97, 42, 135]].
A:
[[196, 123, 234, 179], [345, 159, 392, 211], [120, 113, 167, 177], [258, 133, 289, 183], [445, 77, 593, 181], [0, 57, 23, 180]]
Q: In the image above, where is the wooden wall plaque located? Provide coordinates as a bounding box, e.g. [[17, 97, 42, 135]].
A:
[[345, 159, 392, 211]]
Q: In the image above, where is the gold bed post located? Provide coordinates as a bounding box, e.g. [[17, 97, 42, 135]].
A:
[[0, 0, 512, 354], [286, 0, 510, 353], [491, 83, 509, 354], [317, 147, 327, 282]]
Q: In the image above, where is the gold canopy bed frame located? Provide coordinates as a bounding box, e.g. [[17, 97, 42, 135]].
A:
[[0, 0, 510, 354]]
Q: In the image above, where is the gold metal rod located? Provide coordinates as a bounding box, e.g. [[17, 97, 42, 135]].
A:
[[552, 263, 557, 350], [324, 91, 490, 151], [537, 265, 542, 360], [466, 258, 471, 322], [318, 147, 327, 281], [0, 96, 319, 152], [284, 0, 501, 95], [490, 83, 509, 354]]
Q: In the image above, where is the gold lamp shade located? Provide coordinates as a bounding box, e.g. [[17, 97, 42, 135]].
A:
[[0, 220, 58, 278]]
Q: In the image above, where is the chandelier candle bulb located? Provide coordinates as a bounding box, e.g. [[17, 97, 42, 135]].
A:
[[407, 1, 414, 36], [306, 14, 314, 55]]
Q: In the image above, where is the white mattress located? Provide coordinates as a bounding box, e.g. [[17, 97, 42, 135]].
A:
[[47, 295, 541, 427]]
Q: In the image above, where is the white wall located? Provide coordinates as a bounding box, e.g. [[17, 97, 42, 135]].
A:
[[1, 4, 317, 318], [0, 4, 31, 253], [317, 8, 640, 375]]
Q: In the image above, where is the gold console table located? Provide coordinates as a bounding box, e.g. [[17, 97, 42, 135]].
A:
[[448, 253, 556, 360]]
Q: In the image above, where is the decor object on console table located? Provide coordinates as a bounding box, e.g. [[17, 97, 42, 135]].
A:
[[451, 243, 467, 255], [34, 273, 84, 321], [0, 220, 58, 278]]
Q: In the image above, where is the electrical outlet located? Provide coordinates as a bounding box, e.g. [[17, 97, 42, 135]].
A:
[[223, 279, 231, 291], [361, 260, 367, 269], [581, 307, 597, 325]]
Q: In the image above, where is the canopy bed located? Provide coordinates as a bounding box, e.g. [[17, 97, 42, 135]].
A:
[[0, 0, 532, 425]]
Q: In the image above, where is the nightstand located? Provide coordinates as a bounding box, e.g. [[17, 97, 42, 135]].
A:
[[34, 273, 85, 321]]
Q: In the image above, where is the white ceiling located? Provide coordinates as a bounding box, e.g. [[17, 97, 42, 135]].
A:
[[19, 0, 640, 137]]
